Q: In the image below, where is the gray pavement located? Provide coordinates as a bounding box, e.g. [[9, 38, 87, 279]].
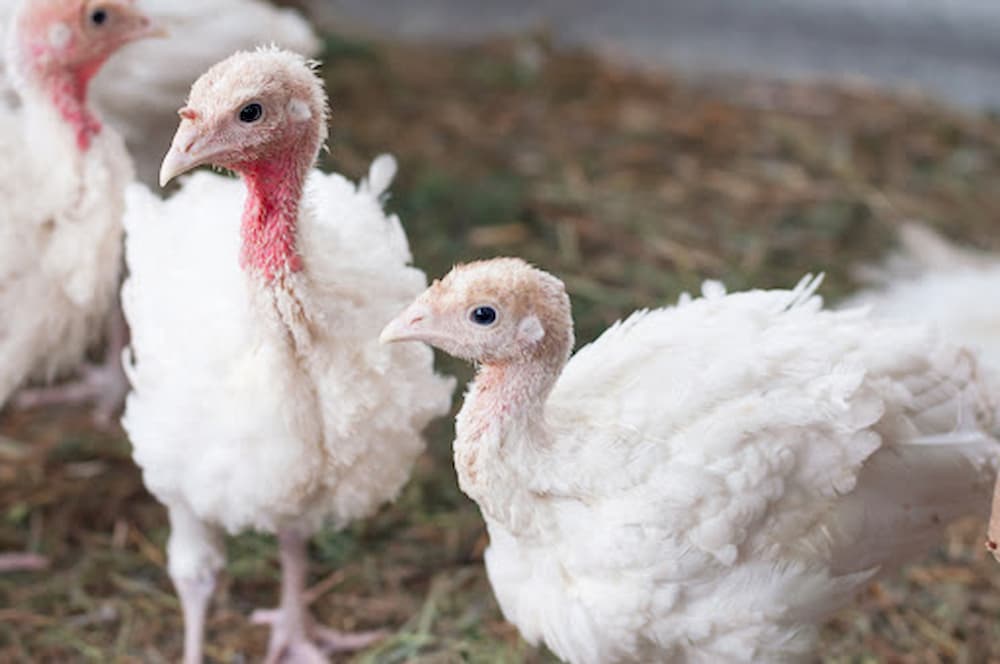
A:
[[319, 0, 1000, 109]]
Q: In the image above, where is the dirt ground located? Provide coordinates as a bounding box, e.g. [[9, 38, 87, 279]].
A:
[[4, 32, 1000, 662]]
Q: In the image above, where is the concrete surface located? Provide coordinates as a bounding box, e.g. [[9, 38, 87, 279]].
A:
[[319, 0, 1000, 109]]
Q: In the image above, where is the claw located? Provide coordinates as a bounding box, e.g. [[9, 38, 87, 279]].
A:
[[252, 606, 384, 662], [312, 625, 386, 653]]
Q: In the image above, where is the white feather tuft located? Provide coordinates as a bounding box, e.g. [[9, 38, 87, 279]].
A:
[[364, 153, 398, 200]]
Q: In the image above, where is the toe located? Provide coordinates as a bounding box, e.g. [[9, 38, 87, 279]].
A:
[[0, 552, 50, 573], [288, 641, 330, 664], [250, 608, 280, 625], [260, 631, 289, 664], [313, 626, 386, 653]]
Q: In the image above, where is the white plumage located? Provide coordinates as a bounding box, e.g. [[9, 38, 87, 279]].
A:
[[848, 222, 1000, 370], [382, 259, 1000, 663], [123, 160, 452, 533], [122, 49, 454, 662], [0, 0, 156, 411], [0, 98, 129, 407], [847, 222, 1000, 561], [0, 0, 320, 184]]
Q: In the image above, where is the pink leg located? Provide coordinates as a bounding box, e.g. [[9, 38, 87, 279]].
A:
[[13, 304, 129, 426], [167, 503, 223, 664], [175, 575, 215, 664], [0, 552, 49, 573], [251, 530, 385, 663]]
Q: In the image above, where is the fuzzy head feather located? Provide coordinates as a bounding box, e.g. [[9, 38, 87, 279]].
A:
[[382, 258, 575, 368], [160, 47, 328, 186]]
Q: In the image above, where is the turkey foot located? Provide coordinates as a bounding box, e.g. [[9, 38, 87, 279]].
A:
[[252, 529, 384, 663], [251, 608, 385, 663], [13, 359, 127, 425], [13, 306, 128, 426]]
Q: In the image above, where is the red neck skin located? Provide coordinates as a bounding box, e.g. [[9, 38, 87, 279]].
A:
[[238, 151, 308, 283], [46, 60, 106, 152]]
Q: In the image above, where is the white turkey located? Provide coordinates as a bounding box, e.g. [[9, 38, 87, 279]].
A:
[[381, 257, 1000, 663], [847, 222, 1000, 561], [0, 0, 161, 420], [121, 48, 454, 663], [0, 0, 321, 184]]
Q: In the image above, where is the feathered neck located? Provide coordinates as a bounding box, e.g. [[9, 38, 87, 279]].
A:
[[453, 321, 573, 516], [451, 354, 565, 534], [239, 150, 309, 283], [460, 358, 560, 441], [466, 303, 574, 431]]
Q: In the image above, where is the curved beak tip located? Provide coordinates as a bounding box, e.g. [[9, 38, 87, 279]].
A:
[[146, 22, 169, 39], [158, 149, 192, 188], [381, 304, 433, 345], [158, 156, 179, 188], [379, 321, 404, 345], [122, 4, 168, 41]]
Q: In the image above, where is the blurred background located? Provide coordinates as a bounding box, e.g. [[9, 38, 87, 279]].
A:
[[4, 0, 1000, 661]]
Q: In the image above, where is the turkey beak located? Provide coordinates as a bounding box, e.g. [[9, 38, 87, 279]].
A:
[[160, 116, 213, 187], [102, 1, 168, 43], [134, 19, 169, 41], [380, 303, 434, 345]]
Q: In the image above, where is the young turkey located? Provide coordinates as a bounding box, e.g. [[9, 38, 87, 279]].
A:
[[0, 0, 321, 184], [846, 222, 1000, 561], [0, 0, 161, 420], [121, 49, 454, 664], [381, 258, 1000, 664]]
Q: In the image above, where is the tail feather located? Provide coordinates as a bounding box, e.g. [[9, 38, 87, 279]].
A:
[[855, 222, 991, 284], [829, 435, 998, 575], [897, 223, 989, 270]]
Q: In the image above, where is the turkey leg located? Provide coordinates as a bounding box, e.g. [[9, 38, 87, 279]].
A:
[[251, 529, 385, 664]]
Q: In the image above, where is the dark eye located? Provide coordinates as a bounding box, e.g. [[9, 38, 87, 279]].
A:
[[239, 103, 263, 123], [90, 8, 108, 26], [470, 306, 497, 326]]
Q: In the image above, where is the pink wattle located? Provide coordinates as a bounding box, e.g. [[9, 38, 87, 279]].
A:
[[50, 61, 106, 152], [239, 154, 306, 281]]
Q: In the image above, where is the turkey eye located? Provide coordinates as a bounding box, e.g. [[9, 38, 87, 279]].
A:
[[470, 306, 497, 326], [90, 8, 108, 26], [239, 103, 263, 123]]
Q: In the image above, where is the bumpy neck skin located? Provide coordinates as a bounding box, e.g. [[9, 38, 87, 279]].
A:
[[239, 151, 309, 282], [49, 64, 103, 151], [235, 109, 324, 283], [14, 43, 107, 152]]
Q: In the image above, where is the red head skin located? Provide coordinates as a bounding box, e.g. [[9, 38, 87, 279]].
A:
[[159, 50, 329, 282], [11, 0, 161, 151]]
